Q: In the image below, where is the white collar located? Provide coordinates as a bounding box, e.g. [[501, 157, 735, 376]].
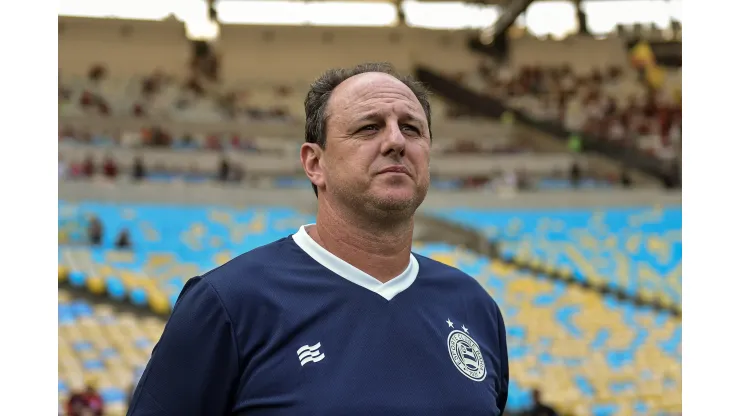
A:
[[291, 224, 418, 301]]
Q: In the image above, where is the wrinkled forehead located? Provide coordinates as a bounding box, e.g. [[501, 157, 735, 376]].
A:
[[326, 72, 426, 123]]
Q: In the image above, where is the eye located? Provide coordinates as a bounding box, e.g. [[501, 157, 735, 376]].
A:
[[401, 124, 420, 134], [358, 125, 379, 133]]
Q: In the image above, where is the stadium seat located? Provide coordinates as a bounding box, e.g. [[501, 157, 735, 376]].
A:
[[409, 243, 682, 415], [59, 201, 680, 414], [430, 207, 682, 308]]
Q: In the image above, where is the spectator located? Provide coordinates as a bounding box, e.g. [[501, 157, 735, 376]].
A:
[[59, 155, 68, 179], [569, 161, 582, 188], [233, 163, 245, 182], [88, 64, 107, 82], [88, 215, 103, 246], [83, 384, 104, 416], [102, 155, 118, 179], [132, 102, 146, 118], [66, 389, 88, 416], [115, 228, 132, 250], [181, 133, 195, 148], [218, 157, 231, 182], [528, 389, 558, 416], [132, 156, 146, 181], [567, 133, 582, 153], [516, 169, 531, 191], [620, 167, 633, 188], [69, 160, 83, 179], [207, 134, 222, 150], [81, 155, 95, 178]]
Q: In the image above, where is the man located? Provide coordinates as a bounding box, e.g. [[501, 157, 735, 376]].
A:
[[87, 215, 103, 246], [66, 389, 88, 416], [115, 228, 132, 250], [67, 383, 104, 416], [528, 389, 558, 416], [83, 384, 105, 416], [127, 63, 509, 416]]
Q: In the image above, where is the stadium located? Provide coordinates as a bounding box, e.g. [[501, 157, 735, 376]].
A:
[[57, 0, 682, 414]]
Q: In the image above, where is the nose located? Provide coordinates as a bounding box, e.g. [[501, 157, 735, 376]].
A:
[[380, 124, 406, 158]]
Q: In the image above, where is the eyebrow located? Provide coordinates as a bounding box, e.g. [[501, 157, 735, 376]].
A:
[[352, 110, 426, 126]]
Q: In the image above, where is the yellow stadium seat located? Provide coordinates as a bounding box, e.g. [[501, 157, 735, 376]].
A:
[[107, 404, 127, 416], [86, 276, 106, 295], [148, 253, 175, 268], [512, 252, 527, 264], [59, 265, 69, 282], [431, 253, 457, 267], [214, 252, 232, 266], [149, 292, 170, 315]]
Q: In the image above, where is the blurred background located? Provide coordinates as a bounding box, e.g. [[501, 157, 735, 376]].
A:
[[57, 0, 682, 415]]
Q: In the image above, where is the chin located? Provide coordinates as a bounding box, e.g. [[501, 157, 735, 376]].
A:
[[369, 188, 425, 213]]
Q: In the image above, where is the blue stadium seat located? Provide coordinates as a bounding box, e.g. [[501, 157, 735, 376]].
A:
[[59, 202, 681, 414], [413, 242, 681, 414], [429, 207, 682, 307]]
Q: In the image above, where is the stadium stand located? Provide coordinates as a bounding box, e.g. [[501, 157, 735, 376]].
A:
[[458, 45, 682, 160], [58, 201, 315, 312], [415, 244, 681, 416], [59, 202, 681, 415], [59, 2, 681, 414], [59, 288, 163, 416], [431, 206, 682, 309]]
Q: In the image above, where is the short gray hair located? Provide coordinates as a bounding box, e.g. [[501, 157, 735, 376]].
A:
[[304, 62, 433, 196]]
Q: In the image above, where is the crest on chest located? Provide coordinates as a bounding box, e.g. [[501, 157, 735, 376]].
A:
[[444, 319, 487, 382]]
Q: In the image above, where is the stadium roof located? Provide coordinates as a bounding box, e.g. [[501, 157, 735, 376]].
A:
[[60, 0, 680, 34], [220, 0, 669, 3]]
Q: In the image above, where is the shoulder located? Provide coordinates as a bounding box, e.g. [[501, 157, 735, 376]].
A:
[[414, 253, 504, 317], [197, 236, 300, 310]]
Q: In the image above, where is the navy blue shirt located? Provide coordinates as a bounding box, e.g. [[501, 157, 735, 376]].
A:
[[128, 225, 509, 416]]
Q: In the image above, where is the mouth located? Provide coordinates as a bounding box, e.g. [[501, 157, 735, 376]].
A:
[[378, 166, 411, 176]]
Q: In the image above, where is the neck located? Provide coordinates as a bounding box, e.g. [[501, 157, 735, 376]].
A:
[[309, 198, 414, 283]]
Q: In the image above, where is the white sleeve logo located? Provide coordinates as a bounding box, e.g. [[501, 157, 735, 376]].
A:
[[297, 342, 325, 367]]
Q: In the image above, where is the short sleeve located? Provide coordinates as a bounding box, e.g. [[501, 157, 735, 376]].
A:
[[127, 277, 240, 416]]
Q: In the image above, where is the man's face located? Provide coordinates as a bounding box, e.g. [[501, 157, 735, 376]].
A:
[[310, 72, 431, 216]]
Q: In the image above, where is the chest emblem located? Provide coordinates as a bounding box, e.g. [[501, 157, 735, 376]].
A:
[[446, 321, 487, 382]]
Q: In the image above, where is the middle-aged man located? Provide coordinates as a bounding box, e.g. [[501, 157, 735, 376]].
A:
[[127, 62, 509, 416]]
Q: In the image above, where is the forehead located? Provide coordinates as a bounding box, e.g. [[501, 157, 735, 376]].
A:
[[326, 72, 425, 122]]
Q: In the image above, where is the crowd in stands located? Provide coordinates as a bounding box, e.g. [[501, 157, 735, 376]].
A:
[[59, 38, 674, 191], [59, 212, 133, 249], [59, 125, 264, 152], [459, 61, 681, 161], [58, 151, 245, 184], [59, 117, 634, 191], [59, 64, 299, 124], [59, 149, 631, 192]]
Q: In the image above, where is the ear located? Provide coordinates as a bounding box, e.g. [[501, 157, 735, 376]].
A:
[[300, 143, 325, 191]]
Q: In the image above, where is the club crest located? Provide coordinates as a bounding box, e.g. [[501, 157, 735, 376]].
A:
[[447, 329, 486, 382]]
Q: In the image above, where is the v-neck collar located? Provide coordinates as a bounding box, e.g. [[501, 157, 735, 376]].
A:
[[291, 224, 418, 301]]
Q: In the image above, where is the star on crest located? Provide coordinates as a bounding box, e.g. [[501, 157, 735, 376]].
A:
[[462, 325, 469, 333], [446, 318, 454, 328]]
